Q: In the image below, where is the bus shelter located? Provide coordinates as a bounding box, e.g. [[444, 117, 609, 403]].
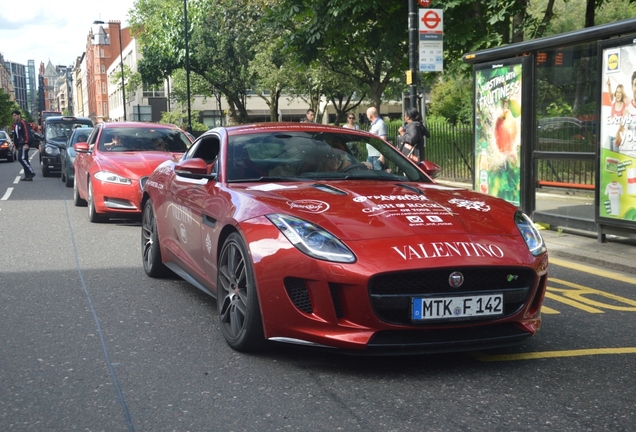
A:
[[463, 18, 636, 242]]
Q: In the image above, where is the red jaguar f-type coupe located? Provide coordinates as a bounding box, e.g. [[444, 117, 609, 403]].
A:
[[141, 123, 548, 354]]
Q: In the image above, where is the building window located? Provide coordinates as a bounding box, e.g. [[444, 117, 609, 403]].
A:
[[104, 102, 108, 117], [102, 82, 107, 94], [101, 65, 105, 74], [100, 48, 105, 57]]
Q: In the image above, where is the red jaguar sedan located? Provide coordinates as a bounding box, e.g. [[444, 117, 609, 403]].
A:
[[73, 121, 191, 222], [141, 123, 548, 354]]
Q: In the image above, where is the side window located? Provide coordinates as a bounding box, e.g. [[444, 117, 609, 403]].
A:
[[87, 127, 99, 148], [192, 136, 220, 164]]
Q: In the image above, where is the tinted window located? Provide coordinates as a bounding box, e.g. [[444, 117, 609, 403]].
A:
[[45, 119, 94, 143], [98, 127, 191, 152], [226, 131, 429, 182]]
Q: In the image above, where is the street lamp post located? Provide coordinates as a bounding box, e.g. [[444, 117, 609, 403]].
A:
[[93, 20, 126, 121], [183, 0, 192, 133]]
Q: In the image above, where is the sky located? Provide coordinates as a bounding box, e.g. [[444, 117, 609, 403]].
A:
[[0, 0, 134, 67]]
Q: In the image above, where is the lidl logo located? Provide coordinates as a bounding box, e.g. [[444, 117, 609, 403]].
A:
[[607, 53, 619, 71]]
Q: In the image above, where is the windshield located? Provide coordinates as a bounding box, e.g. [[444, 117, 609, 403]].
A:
[[226, 131, 431, 183], [98, 127, 191, 152], [46, 120, 93, 143]]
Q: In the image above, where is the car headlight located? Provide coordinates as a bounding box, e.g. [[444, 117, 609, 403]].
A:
[[515, 211, 546, 256], [94, 171, 132, 185], [267, 214, 356, 263], [45, 145, 59, 156]]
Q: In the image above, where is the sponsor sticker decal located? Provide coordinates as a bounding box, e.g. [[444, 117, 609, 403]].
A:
[[287, 200, 330, 214], [448, 198, 491, 212]]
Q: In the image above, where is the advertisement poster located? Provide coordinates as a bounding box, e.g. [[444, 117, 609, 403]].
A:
[[474, 62, 523, 206], [599, 42, 636, 222]]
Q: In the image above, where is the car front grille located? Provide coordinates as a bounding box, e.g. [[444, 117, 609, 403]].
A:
[[285, 277, 313, 314], [369, 267, 537, 325]]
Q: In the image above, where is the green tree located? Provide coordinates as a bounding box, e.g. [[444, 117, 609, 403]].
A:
[[428, 76, 473, 125], [160, 109, 207, 132], [268, 0, 408, 109], [248, 38, 295, 122], [110, 65, 143, 99], [131, 0, 263, 124], [0, 90, 21, 128]]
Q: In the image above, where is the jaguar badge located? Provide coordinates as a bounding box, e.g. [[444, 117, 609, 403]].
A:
[[448, 271, 464, 288]]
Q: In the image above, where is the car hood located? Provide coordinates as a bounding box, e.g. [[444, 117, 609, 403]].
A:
[[98, 151, 182, 179], [232, 181, 522, 241]]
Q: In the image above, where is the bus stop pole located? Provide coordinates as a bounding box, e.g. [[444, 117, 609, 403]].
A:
[[408, 0, 418, 110]]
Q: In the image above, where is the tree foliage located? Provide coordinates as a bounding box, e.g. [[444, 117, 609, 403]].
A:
[[267, 0, 408, 109], [127, 0, 636, 125], [0, 90, 21, 128]]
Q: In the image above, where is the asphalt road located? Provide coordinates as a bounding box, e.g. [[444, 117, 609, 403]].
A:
[[1, 156, 635, 431]]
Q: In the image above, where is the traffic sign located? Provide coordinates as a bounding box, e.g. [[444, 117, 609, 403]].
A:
[[418, 0, 432, 6], [419, 9, 443, 34]]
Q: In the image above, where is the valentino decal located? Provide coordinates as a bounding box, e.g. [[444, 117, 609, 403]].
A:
[[287, 200, 330, 214], [172, 204, 193, 225], [392, 242, 505, 260]]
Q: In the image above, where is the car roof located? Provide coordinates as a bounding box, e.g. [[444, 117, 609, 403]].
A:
[[98, 121, 182, 130], [45, 116, 92, 122], [219, 122, 373, 137]]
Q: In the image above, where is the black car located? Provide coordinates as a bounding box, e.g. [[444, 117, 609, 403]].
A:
[[40, 116, 93, 177], [0, 130, 16, 162], [60, 126, 93, 187]]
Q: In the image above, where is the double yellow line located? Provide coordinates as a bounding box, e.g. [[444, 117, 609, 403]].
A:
[[472, 257, 636, 361]]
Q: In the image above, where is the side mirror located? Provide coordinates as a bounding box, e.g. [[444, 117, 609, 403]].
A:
[[420, 160, 441, 179], [74, 142, 90, 153], [175, 158, 217, 180]]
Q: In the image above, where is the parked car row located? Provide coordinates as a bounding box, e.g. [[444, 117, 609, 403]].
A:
[[31, 121, 549, 356]]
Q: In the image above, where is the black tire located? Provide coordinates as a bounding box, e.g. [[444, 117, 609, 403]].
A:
[[217, 232, 265, 352], [60, 169, 66, 184], [87, 180, 108, 223], [64, 169, 73, 187], [7, 149, 14, 162], [73, 178, 87, 207], [141, 200, 170, 278]]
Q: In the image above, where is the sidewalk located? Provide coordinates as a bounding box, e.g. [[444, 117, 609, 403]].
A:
[[540, 227, 636, 274], [437, 180, 636, 275]]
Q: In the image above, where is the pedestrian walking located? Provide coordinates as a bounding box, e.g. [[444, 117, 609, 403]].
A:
[[397, 107, 430, 163], [12, 110, 36, 181], [365, 107, 387, 170]]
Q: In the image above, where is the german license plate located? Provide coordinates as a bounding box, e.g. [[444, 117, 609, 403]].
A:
[[412, 294, 503, 321]]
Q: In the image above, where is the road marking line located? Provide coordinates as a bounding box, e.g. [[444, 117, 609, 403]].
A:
[[13, 176, 20, 184], [550, 257, 636, 284], [1, 188, 13, 201], [472, 347, 636, 361], [549, 278, 636, 310], [539, 305, 560, 314], [544, 291, 604, 313]]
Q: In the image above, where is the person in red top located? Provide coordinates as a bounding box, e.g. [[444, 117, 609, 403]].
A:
[[12, 110, 36, 181]]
